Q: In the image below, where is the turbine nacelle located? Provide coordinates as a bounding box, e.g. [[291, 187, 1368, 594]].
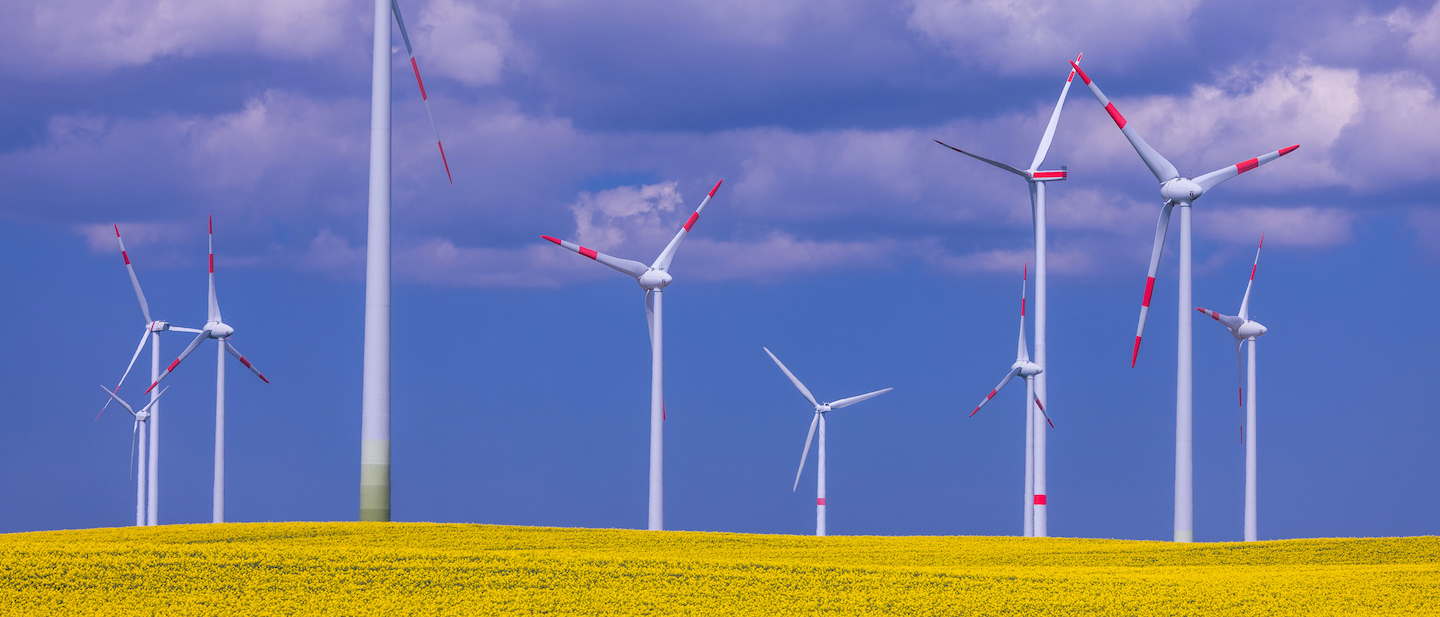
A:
[[815, 404, 832, 414], [1237, 321, 1267, 339], [148, 321, 171, 332], [206, 322, 234, 338], [1160, 177, 1203, 203], [1013, 360, 1043, 377], [637, 269, 673, 290]]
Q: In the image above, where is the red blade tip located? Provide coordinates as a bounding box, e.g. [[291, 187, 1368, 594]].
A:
[[1279, 145, 1299, 156], [541, 235, 561, 245], [708, 179, 723, 197]]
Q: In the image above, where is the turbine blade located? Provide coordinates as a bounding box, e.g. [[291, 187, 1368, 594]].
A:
[[114, 225, 152, 324], [1194, 147, 1298, 194], [1196, 307, 1244, 330], [208, 215, 220, 324], [645, 289, 655, 350], [98, 384, 137, 417], [99, 329, 152, 420], [541, 235, 649, 278], [764, 347, 819, 408], [1018, 263, 1029, 363], [1238, 234, 1264, 321], [1029, 53, 1081, 171], [1069, 61, 1179, 182], [224, 340, 270, 384], [391, 0, 453, 184], [653, 180, 723, 272], [1133, 201, 1175, 367], [971, 367, 1021, 417], [934, 140, 1028, 178], [1035, 395, 1054, 428], [1237, 339, 1246, 445], [793, 413, 820, 492], [145, 329, 210, 394], [137, 386, 171, 415], [828, 387, 893, 410]]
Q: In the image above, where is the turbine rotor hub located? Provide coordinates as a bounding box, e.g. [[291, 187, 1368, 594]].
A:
[[1160, 178, 1203, 203], [637, 269, 673, 290], [207, 322, 234, 338]]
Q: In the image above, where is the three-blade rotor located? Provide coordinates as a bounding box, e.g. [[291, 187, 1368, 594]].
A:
[[1070, 61, 1297, 366], [763, 347, 891, 491], [145, 218, 269, 394], [971, 265, 1046, 421]]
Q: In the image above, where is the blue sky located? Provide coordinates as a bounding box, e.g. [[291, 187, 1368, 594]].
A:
[[2, 0, 1438, 540]]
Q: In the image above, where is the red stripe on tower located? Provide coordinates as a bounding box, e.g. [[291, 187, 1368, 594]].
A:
[[1142, 276, 1156, 307], [683, 212, 699, 232], [411, 58, 427, 100], [1034, 495, 1047, 505], [578, 246, 598, 260], [1236, 158, 1259, 174], [817, 498, 826, 506], [1105, 102, 1126, 129]]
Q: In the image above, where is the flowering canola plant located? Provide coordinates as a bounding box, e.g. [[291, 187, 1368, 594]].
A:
[[0, 522, 1435, 615]]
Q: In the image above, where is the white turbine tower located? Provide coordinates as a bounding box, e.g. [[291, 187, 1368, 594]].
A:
[[935, 53, 1079, 536], [764, 347, 891, 537], [98, 384, 170, 523], [969, 265, 1052, 536], [361, 0, 453, 523], [145, 216, 270, 523], [542, 180, 723, 531], [1069, 60, 1297, 542], [1197, 235, 1268, 542], [103, 224, 205, 526]]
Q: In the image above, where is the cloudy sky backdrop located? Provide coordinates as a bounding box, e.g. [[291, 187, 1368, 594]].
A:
[[2, 0, 1438, 540]]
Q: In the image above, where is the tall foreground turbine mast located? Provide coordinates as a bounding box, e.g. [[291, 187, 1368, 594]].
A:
[[1070, 61, 1296, 542], [968, 265, 1052, 536], [145, 217, 270, 523], [361, 0, 452, 522], [935, 54, 1079, 537], [1197, 235, 1267, 541], [764, 347, 891, 537], [542, 180, 722, 530], [106, 225, 205, 525]]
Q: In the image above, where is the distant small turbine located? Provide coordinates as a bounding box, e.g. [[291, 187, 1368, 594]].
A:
[[145, 217, 269, 523], [1196, 235, 1268, 542], [969, 265, 1052, 536], [764, 347, 891, 537], [98, 384, 170, 523], [105, 224, 204, 526], [543, 180, 723, 531]]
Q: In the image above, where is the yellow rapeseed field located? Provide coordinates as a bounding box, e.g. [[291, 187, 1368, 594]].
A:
[[0, 522, 1435, 615]]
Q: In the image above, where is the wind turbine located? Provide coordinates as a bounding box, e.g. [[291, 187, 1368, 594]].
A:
[[103, 224, 205, 525], [763, 347, 891, 537], [969, 265, 1053, 536], [935, 53, 1080, 537], [98, 384, 170, 525], [1196, 235, 1268, 542], [1069, 60, 1296, 542], [542, 179, 723, 531], [361, 0, 452, 523], [144, 216, 270, 523]]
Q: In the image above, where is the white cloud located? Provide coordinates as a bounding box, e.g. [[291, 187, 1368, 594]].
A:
[[1199, 207, 1355, 248], [1383, 1, 1440, 61], [906, 0, 1201, 73], [414, 0, 517, 86]]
